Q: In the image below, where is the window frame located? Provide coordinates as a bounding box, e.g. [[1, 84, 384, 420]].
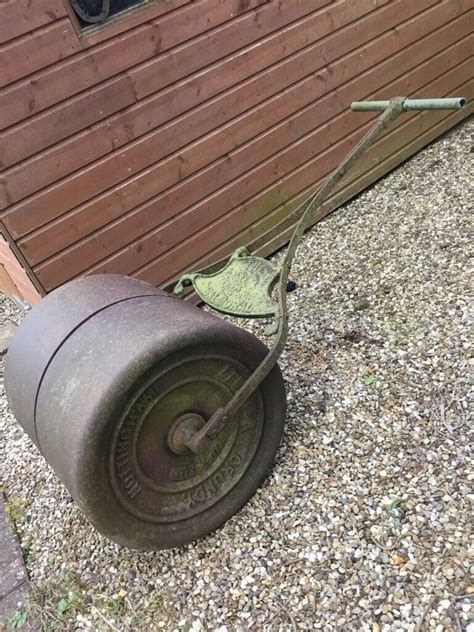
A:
[[63, 0, 189, 45]]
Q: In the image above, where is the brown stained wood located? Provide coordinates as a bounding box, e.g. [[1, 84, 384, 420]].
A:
[[140, 92, 472, 289], [0, 0, 268, 128], [0, 0, 369, 219], [17, 4, 468, 267], [35, 57, 471, 289], [31, 36, 471, 286], [0, 19, 80, 88], [0, 0, 66, 45], [0, 74, 137, 168], [2, 0, 452, 207], [4, 0, 439, 233], [128, 0, 334, 101], [0, 0, 374, 209], [91, 71, 472, 284], [0, 0, 331, 167], [13, 0, 460, 223], [0, 234, 41, 307], [0, 0, 190, 87], [135, 73, 472, 284]]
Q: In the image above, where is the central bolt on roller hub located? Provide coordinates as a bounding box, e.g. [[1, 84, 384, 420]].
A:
[[168, 413, 206, 454]]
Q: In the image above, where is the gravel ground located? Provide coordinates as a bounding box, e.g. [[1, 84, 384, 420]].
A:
[[0, 120, 472, 631]]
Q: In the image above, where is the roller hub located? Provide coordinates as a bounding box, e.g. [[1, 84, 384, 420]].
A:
[[168, 413, 205, 454], [110, 356, 264, 524]]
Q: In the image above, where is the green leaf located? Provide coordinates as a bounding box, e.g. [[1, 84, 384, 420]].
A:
[[388, 499, 402, 510], [10, 611, 28, 629], [354, 299, 370, 311], [57, 597, 69, 615], [363, 375, 376, 385], [387, 499, 403, 516]]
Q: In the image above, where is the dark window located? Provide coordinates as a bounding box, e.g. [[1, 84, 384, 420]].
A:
[[70, 0, 145, 27]]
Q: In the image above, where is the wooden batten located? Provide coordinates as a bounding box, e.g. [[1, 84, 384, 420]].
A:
[[0, 234, 41, 309]]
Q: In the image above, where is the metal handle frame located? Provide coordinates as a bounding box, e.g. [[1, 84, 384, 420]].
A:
[[186, 96, 466, 453]]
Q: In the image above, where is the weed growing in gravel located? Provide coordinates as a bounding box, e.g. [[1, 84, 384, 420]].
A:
[[93, 587, 172, 629], [386, 498, 406, 519], [7, 610, 28, 630], [1, 555, 172, 630], [4, 498, 30, 533], [23, 572, 87, 630]]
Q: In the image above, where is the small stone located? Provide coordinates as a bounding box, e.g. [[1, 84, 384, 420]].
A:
[[392, 555, 407, 566], [0, 321, 17, 355]]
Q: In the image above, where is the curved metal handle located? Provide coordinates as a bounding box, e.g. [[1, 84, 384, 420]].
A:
[[183, 95, 467, 453], [351, 97, 466, 112]]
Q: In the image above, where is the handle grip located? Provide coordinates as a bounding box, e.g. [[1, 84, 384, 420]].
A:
[[351, 97, 466, 112]]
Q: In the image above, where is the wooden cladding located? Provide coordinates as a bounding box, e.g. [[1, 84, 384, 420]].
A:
[[0, 0, 471, 294], [0, 234, 41, 308]]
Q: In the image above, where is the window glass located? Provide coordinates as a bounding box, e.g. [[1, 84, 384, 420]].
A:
[[70, 0, 145, 27]]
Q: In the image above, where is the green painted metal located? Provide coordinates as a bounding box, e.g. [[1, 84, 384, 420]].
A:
[[351, 97, 466, 111], [174, 247, 279, 318], [174, 95, 467, 454]]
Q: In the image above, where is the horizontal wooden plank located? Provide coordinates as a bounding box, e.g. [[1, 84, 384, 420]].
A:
[[5, 0, 440, 236], [0, 0, 267, 127], [7, 0, 401, 232], [142, 84, 472, 289], [29, 26, 470, 281], [34, 50, 471, 288], [0, 71, 138, 167], [0, 0, 66, 45], [0, 0, 332, 166], [0, 19, 80, 88], [7, 0, 438, 202]]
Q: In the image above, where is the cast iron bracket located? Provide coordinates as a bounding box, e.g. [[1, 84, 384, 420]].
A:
[[174, 246, 280, 319]]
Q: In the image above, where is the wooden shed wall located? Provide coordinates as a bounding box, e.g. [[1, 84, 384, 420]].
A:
[[0, 0, 472, 295]]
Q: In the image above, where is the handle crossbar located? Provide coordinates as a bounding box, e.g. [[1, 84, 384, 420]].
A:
[[351, 97, 466, 112]]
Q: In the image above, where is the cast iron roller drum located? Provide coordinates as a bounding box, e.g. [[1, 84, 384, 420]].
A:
[[5, 275, 286, 550]]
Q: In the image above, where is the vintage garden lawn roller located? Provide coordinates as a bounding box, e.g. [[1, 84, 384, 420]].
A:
[[5, 97, 465, 550]]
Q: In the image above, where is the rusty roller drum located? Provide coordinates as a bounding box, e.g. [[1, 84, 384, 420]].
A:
[[5, 275, 286, 550]]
